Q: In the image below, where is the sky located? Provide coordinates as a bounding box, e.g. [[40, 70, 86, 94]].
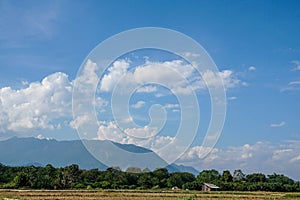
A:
[[0, 0, 300, 180]]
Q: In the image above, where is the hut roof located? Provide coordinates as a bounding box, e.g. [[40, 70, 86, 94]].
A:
[[204, 183, 219, 189]]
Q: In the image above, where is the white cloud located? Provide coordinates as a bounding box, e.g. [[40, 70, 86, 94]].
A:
[[0, 59, 112, 137], [280, 85, 300, 92], [270, 121, 286, 127], [21, 80, 29, 86], [288, 81, 300, 85], [96, 121, 173, 153], [228, 96, 237, 100], [36, 134, 52, 140], [201, 69, 246, 90], [290, 155, 300, 163], [248, 66, 256, 71], [74, 59, 99, 91], [121, 116, 133, 123], [36, 134, 44, 140], [279, 60, 300, 91], [131, 100, 146, 109], [155, 93, 165, 98], [182, 52, 200, 58], [124, 126, 158, 138], [178, 140, 300, 180], [136, 85, 158, 93], [95, 97, 108, 113], [291, 60, 300, 71], [69, 115, 94, 130], [164, 103, 179, 109], [99, 59, 245, 95], [100, 60, 130, 92], [0, 72, 72, 133], [272, 149, 292, 160]]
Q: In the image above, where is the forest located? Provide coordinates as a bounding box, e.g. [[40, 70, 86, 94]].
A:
[[0, 163, 299, 192]]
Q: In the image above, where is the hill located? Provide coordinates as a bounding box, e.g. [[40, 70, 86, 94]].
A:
[[0, 137, 198, 174]]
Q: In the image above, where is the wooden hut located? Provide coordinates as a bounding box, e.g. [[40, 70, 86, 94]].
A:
[[202, 183, 219, 191]]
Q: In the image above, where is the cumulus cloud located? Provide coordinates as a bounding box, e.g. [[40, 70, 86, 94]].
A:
[[96, 121, 174, 153], [99, 59, 245, 95], [69, 115, 94, 130], [0, 72, 72, 134], [0, 57, 246, 151], [131, 101, 146, 109], [0, 59, 115, 138], [270, 121, 286, 127], [178, 140, 300, 180], [136, 85, 158, 93], [100, 60, 130, 92], [73, 59, 99, 92], [248, 66, 256, 71], [201, 69, 247, 90]]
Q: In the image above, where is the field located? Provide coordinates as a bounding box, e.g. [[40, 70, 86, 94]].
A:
[[1, 190, 300, 200]]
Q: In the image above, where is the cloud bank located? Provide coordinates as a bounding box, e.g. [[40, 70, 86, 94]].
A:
[[0, 72, 72, 135], [178, 140, 300, 180]]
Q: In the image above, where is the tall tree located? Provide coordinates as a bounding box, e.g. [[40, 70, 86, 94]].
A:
[[196, 169, 220, 184], [221, 170, 233, 182]]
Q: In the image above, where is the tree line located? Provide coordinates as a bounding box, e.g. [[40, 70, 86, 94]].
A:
[[0, 163, 299, 192]]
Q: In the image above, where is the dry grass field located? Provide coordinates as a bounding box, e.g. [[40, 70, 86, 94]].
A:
[[1, 190, 300, 200]]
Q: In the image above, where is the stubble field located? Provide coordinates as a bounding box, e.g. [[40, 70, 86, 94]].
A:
[[1, 190, 300, 200]]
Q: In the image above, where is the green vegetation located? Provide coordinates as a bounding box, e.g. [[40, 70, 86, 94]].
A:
[[0, 163, 299, 192]]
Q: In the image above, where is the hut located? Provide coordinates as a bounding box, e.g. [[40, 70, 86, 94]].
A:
[[202, 183, 219, 191], [172, 186, 180, 190]]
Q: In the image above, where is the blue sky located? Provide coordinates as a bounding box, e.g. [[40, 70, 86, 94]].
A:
[[1, 0, 300, 179]]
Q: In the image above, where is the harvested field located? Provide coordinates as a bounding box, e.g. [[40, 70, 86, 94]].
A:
[[1, 190, 300, 200]]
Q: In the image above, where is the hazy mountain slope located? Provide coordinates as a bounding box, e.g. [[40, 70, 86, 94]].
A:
[[0, 137, 198, 174], [0, 137, 107, 169]]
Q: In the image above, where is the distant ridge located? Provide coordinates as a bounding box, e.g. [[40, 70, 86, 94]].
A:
[[0, 137, 198, 174], [0, 137, 108, 169]]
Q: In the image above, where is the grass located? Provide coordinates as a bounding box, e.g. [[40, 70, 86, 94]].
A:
[[0, 190, 299, 200]]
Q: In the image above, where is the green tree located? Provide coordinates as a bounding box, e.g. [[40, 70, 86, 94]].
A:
[[220, 170, 233, 182], [167, 172, 195, 188], [267, 173, 294, 185], [182, 181, 200, 190], [13, 172, 30, 188], [137, 173, 152, 189], [196, 169, 220, 184], [81, 168, 99, 184], [294, 182, 300, 192], [246, 173, 266, 183], [63, 164, 81, 188], [153, 168, 169, 188]]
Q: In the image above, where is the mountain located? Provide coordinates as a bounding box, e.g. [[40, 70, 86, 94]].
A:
[[0, 137, 198, 174], [167, 164, 199, 175], [0, 137, 108, 170]]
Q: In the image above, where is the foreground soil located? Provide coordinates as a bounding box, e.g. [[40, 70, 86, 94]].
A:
[[1, 189, 300, 200]]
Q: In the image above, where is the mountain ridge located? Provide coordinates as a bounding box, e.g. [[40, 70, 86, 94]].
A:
[[0, 137, 199, 175]]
